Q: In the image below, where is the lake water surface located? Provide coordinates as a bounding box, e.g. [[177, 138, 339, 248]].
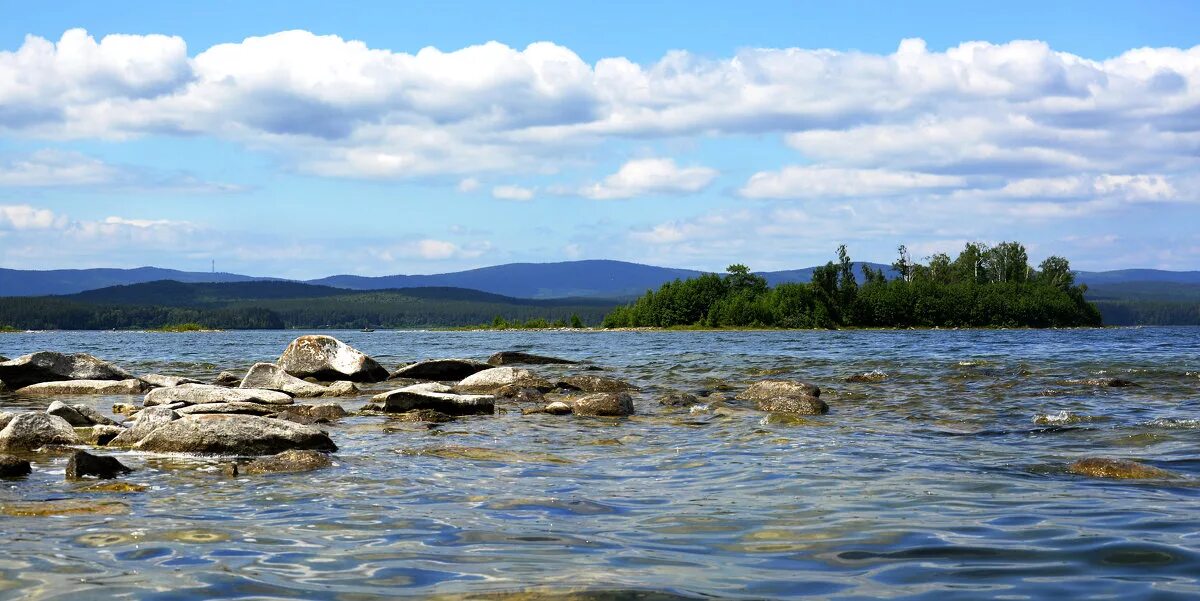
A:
[[1, 328, 1199, 599]]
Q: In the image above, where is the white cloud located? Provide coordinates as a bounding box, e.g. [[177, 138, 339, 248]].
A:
[[740, 166, 965, 199], [577, 158, 717, 199], [993, 174, 1177, 202], [492, 184, 535, 201], [456, 177, 481, 192], [0, 149, 118, 186], [0, 204, 67, 230]]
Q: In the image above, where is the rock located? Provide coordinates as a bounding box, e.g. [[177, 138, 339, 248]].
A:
[[240, 363, 352, 398], [0, 379, 5, 392], [558, 375, 636, 393], [487, 351, 578, 366], [77, 425, 125, 446], [0, 352, 136, 389], [544, 401, 572, 415], [390, 409, 453, 423], [845, 370, 888, 383], [659, 392, 700, 407], [0, 454, 31, 478], [1067, 457, 1174, 480], [456, 367, 550, 393], [47, 401, 121, 427], [174, 402, 277, 417], [212, 371, 242, 387], [238, 450, 334, 475], [494, 385, 545, 403], [141, 374, 203, 388], [325, 381, 359, 396], [571, 392, 635, 417], [390, 359, 492, 381], [112, 403, 138, 416], [371, 385, 495, 416], [277, 335, 388, 382], [134, 414, 337, 455], [65, 450, 132, 480], [736, 380, 821, 402], [756, 396, 829, 415], [0, 413, 81, 450], [0, 412, 12, 431], [277, 402, 348, 423], [16, 379, 148, 396], [145, 384, 293, 407], [107, 406, 180, 447]]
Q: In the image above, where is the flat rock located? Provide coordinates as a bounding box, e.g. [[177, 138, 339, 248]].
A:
[[390, 359, 492, 381], [237, 450, 334, 475], [756, 396, 829, 415], [372, 385, 495, 416], [141, 374, 203, 388], [145, 384, 293, 407], [571, 392, 635, 417], [487, 351, 578, 366], [276, 402, 348, 423], [558, 375, 636, 393], [66, 450, 132, 480], [175, 402, 277, 416], [0, 454, 31, 478], [107, 406, 180, 448], [17, 379, 148, 396], [134, 414, 337, 455], [0, 352, 136, 389], [1067, 457, 1174, 480], [278, 335, 388, 382], [456, 367, 550, 392], [737, 380, 822, 402], [0, 413, 81, 451], [47, 401, 121, 427], [390, 409, 453, 423], [240, 362, 353, 398]]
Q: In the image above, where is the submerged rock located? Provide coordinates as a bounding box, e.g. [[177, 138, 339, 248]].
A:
[[756, 396, 829, 415], [0, 413, 80, 450], [17, 379, 148, 396], [0, 454, 31, 478], [108, 406, 179, 447], [66, 450, 132, 480], [487, 351, 578, 366], [658, 392, 701, 407], [571, 392, 635, 417], [240, 362, 353, 398], [845, 370, 888, 383], [141, 374, 203, 388], [145, 383, 293, 407], [558, 375, 636, 393], [278, 335, 388, 382], [134, 414, 337, 455], [47, 401, 121, 427], [1067, 457, 1174, 480], [390, 409, 453, 423], [390, 359, 492, 381], [371, 385, 495, 416], [237, 449, 334, 475], [737, 380, 821, 401], [0, 352, 136, 389]]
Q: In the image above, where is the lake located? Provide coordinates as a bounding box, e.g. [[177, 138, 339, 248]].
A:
[[1, 328, 1199, 599]]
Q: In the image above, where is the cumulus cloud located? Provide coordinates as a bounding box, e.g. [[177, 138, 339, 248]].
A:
[[576, 158, 717, 199], [492, 184, 535, 201], [0, 204, 67, 230]]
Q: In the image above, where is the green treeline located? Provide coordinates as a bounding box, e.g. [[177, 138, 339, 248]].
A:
[[603, 242, 1102, 329]]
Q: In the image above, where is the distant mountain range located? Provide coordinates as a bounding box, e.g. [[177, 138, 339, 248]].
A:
[[2, 260, 1200, 299]]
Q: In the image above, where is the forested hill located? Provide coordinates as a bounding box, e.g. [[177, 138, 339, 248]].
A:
[[0, 281, 617, 330]]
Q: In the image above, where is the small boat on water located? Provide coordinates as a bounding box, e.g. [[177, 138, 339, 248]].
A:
[[360, 327, 375, 332]]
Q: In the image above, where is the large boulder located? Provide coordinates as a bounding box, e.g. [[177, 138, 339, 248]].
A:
[[108, 406, 178, 447], [240, 363, 353, 398], [390, 359, 492, 381], [145, 384, 293, 407], [16, 379, 148, 396], [371, 385, 495, 416], [487, 351, 578, 366], [66, 450, 132, 480], [134, 414, 337, 455], [47, 401, 121, 427], [756, 396, 829, 415], [237, 450, 334, 475], [0, 413, 80, 450], [141, 374, 203, 388], [558, 375, 636, 393], [277, 335, 388, 382], [736, 380, 821, 402], [456, 367, 550, 393], [0, 352, 136, 389], [571, 392, 635, 417], [0, 454, 31, 478]]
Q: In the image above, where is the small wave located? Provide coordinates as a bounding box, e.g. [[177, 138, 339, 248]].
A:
[[1033, 411, 1097, 425], [1144, 418, 1200, 429]]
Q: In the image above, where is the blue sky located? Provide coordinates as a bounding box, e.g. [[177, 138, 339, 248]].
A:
[[1, 0, 1198, 278]]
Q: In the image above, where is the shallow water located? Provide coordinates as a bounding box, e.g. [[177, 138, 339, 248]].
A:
[[1, 328, 1199, 600]]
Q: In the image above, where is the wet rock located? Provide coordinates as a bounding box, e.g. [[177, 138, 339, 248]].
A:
[[0, 499, 130, 516], [659, 392, 701, 407], [0, 412, 12, 431], [372, 385, 495, 416], [174, 402, 276, 417], [756, 396, 829, 415], [141, 373, 204, 388], [240, 362, 353, 398], [66, 450, 132, 480], [493, 384, 545, 403], [47, 401, 121, 427], [1086, 378, 1137, 387], [737, 380, 821, 402], [134, 414, 337, 455], [845, 370, 888, 383], [145, 383, 293, 407], [277, 402, 348, 423], [17, 378, 148, 396], [0, 413, 80, 450], [212, 371, 242, 387], [558, 375, 637, 393], [107, 406, 180, 447], [390, 409, 453, 423], [0, 454, 31, 478], [0, 351, 136, 389], [487, 351, 578, 366], [390, 358, 492, 381], [456, 367, 551, 393], [278, 335, 388, 382], [571, 392, 635, 417], [544, 401, 572, 415], [236, 449, 334, 475], [77, 425, 125, 446], [112, 402, 138, 416], [1067, 457, 1174, 480]]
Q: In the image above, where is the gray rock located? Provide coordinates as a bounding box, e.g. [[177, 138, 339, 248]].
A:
[[175, 402, 277, 416], [659, 392, 701, 407], [107, 406, 179, 447], [133, 414, 337, 455], [240, 363, 352, 398], [275, 402, 348, 423], [77, 424, 125, 446], [736, 380, 821, 402], [544, 401, 572, 415], [756, 396, 829, 415], [372, 385, 495, 416], [494, 385, 545, 403], [237, 449, 334, 475], [141, 374, 203, 388], [0, 351, 136, 389], [17, 378, 148, 396], [47, 401, 120, 427], [66, 450, 132, 479], [571, 392, 635, 417], [487, 351, 577, 366], [0, 413, 81, 450], [0, 454, 31, 478], [0, 412, 13, 431], [390, 359, 492, 381], [278, 335, 388, 382], [456, 367, 550, 392], [145, 383, 293, 407], [212, 371, 242, 387], [558, 375, 636, 393], [389, 409, 453, 423]]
